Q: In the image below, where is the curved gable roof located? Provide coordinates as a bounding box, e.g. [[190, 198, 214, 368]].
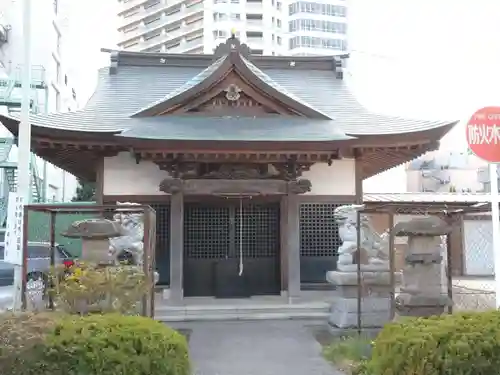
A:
[[131, 36, 332, 119]]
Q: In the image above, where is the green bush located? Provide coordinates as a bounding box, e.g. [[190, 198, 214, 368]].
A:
[[6, 313, 190, 375], [366, 310, 500, 375]]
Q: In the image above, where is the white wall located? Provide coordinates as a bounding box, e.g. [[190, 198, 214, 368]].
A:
[[302, 160, 355, 195], [104, 152, 356, 196]]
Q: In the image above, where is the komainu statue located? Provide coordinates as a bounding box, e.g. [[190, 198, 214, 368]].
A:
[[333, 204, 389, 271], [108, 202, 145, 267], [109, 202, 159, 284]]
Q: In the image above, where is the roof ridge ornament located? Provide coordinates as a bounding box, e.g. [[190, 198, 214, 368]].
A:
[[213, 32, 252, 60]]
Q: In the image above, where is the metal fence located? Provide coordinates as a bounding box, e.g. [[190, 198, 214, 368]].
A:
[[20, 203, 157, 317], [344, 202, 496, 333]]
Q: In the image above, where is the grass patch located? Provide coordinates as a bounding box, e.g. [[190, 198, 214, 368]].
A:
[[322, 335, 372, 374]]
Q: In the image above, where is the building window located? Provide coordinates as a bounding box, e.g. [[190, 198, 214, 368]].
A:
[[288, 2, 347, 17], [289, 36, 345, 51], [64, 74, 67, 85], [276, 1, 282, 10], [288, 19, 347, 34], [277, 19, 281, 28], [277, 36, 282, 45], [230, 13, 240, 20], [213, 30, 227, 38], [213, 12, 227, 21]]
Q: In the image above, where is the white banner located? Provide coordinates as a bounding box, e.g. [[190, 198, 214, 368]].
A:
[[4, 192, 24, 265]]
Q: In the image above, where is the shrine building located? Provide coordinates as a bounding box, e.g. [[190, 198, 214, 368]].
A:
[[0, 35, 457, 301]]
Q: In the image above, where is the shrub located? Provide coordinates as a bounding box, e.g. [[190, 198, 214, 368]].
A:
[[366, 310, 500, 375], [7, 314, 191, 375]]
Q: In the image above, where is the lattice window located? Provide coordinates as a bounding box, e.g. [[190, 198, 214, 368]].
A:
[[184, 204, 230, 259], [299, 203, 342, 257], [235, 203, 280, 258]]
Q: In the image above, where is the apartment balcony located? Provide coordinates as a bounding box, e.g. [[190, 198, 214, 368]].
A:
[[119, 0, 187, 29], [121, 4, 203, 47], [245, 18, 264, 30], [118, 0, 148, 14], [139, 20, 204, 50], [246, 37, 264, 48], [0, 24, 8, 46], [245, 2, 264, 13], [178, 37, 204, 52]]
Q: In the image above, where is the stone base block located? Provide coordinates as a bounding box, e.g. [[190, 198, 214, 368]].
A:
[[395, 293, 450, 317], [81, 239, 112, 263], [331, 296, 391, 313], [328, 297, 392, 328], [329, 310, 391, 329], [326, 270, 401, 287]]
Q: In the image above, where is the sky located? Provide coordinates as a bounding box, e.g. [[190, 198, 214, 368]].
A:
[[73, 0, 500, 193], [346, 0, 500, 192]]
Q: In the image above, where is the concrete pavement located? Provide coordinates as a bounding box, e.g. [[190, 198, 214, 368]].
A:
[[170, 320, 342, 375]]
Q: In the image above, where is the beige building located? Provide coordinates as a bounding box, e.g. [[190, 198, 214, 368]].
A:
[[406, 150, 486, 193]]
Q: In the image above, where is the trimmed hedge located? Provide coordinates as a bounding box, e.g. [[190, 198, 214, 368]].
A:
[[4, 313, 190, 375], [366, 310, 500, 375]]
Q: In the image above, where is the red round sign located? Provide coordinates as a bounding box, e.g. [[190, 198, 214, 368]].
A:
[[466, 106, 500, 163]]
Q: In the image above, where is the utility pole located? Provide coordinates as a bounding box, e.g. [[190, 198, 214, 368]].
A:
[[12, 0, 32, 311], [491, 164, 500, 308]]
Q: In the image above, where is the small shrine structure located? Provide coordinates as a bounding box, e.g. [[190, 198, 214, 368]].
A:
[[0, 35, 457, 301]]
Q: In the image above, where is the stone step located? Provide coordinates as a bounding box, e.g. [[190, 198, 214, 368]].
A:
[[155, 303, 330, 322], [301, 283, 336, 291]]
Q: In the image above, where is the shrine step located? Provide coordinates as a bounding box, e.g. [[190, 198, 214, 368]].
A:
[[155, 302, 330, 322]]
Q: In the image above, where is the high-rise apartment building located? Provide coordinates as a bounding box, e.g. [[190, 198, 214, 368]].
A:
[[0, 0, 79, 202], [117, 0, 347, 55], [287, 0, 347, 55], [117, 0, 287, 55]]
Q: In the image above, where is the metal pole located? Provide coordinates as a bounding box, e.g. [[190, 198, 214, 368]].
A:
[[490, 164, 500, 309], [13, 0, 32, 311], [42, 160, 47, 202]]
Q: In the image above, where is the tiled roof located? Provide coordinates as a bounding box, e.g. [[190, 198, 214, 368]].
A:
[[0, 50, 457, 140], [119, 116, 354, 141], [363, 192, 490, 204]]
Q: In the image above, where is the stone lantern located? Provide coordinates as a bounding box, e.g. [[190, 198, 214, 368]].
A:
[[393, 216, 452, 317], [61, 219, 122, 263]]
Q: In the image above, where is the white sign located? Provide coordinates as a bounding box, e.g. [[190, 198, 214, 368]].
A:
[[4, 192, 24, 265]]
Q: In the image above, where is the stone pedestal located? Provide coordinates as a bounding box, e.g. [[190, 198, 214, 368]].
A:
[[326, 270, 399, 328], [393, 217, 452, 317], [81, 239, 113, 263]]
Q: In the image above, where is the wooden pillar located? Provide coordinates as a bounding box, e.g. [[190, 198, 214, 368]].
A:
[[280, 196, 288, 294], [169, 192, 184, 302], [449, 215, 464, 276], [285, 194, 301, 302], [94, 156, 104, 205]]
